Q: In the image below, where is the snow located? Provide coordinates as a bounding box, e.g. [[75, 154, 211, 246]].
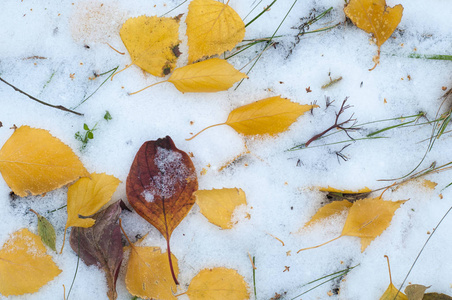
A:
[[0, 0, 452, 299]]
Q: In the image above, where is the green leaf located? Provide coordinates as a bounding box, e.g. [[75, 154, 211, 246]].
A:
[[83, 123, 89, 130], [29, 209, 57, 252], [104, 111, 112, 121], [87, 131, 94, 139]]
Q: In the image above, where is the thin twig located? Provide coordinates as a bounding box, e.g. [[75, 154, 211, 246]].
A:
[[0, 76, 83, 116], [304, 98, 357, 147]]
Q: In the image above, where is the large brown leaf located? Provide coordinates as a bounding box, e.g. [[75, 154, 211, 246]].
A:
[[126, 136, 198, 284]]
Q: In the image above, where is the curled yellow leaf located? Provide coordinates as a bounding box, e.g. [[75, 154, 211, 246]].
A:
[[61, 173, 120, 253], [195, 188, 247, 229], [66, 172, 121, 229], [0, 228, 61, 296], [186, 0, 245, 63], [188, 96, 318, 140], [0, 126, 89, 197]]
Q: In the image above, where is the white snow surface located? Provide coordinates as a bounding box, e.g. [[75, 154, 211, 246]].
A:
[[1, 0, 452, 299]]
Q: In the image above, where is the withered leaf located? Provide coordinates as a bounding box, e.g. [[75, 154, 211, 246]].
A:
[[126, 136, 198, 284], [404, 284, 430, 300], [70, 201, 123, 300], [30, 209, 57, 252]]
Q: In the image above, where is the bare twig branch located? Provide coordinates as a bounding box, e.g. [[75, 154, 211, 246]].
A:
[[305, 97, 358, 147], [0, 76, 83, 116]]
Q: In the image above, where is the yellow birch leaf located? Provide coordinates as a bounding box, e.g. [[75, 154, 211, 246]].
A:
[[303, 200, 352, 228], [169, 58, 247, 93], [342, 197, 407, 251], [342, 197, 407, 238], [195, 188, 247, 229], [186, 0, 245, 63], [380, 282, 408, 300], [360, 237, 373, 252], [344, 0, 403, 69], [125, 246, 178, 300], [0, 126, 89, 197], [65, 172, 121, 229], [186, 267, 249, 300], [298, 197, 407, 253], [188, 96, 317, 140], [120, 15, 181, 77], [0, 228, 61, 296]]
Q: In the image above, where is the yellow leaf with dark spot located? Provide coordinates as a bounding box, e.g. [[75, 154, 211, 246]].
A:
[[187, 267, 249, 300], [344, 0, 403, 69], [186, 0, 245, 63], [125, 246, 178, 300], [0, 229, 61, 296], [120, 15, 181, 77], [0, 126, 89, 197], [195, 188, 247, 229]]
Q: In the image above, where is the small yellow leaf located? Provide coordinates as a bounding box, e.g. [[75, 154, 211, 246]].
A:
[[380, 282, 408, 300], [226, 96, 317, 136], [186, 0, 245, 63], [0, 228, 61, 296], [168, 58, 247, 93], [125, 246, 178, 300], [344, 0, 403, 69], [0, 126, 89, 197], [120, 15, 181, 77], [303, 200, 352, 228], [66, 173, 121, 229], [195, 188, 247, 229], [188, 96, 317, 140], [187, 267, 249, 300], [342, 197, 407, 251]]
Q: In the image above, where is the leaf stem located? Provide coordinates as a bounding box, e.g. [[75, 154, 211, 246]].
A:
[[297, 235, 342, 253], [0, 76, 83, 116], [128, 81, 167, 95], [166, 235, 179, 285], [111, 64, 132, 81], [186, 123, 225, 141]]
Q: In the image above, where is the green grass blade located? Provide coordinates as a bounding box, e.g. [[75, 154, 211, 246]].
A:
[[408, 53, 452, 61]]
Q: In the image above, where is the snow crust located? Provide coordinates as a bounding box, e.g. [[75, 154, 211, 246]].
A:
[[0, 0, 451, 299]]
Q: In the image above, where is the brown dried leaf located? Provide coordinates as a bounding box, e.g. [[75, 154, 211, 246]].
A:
[[126, 136, 198, 284], [69, 201, 123, 300]]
